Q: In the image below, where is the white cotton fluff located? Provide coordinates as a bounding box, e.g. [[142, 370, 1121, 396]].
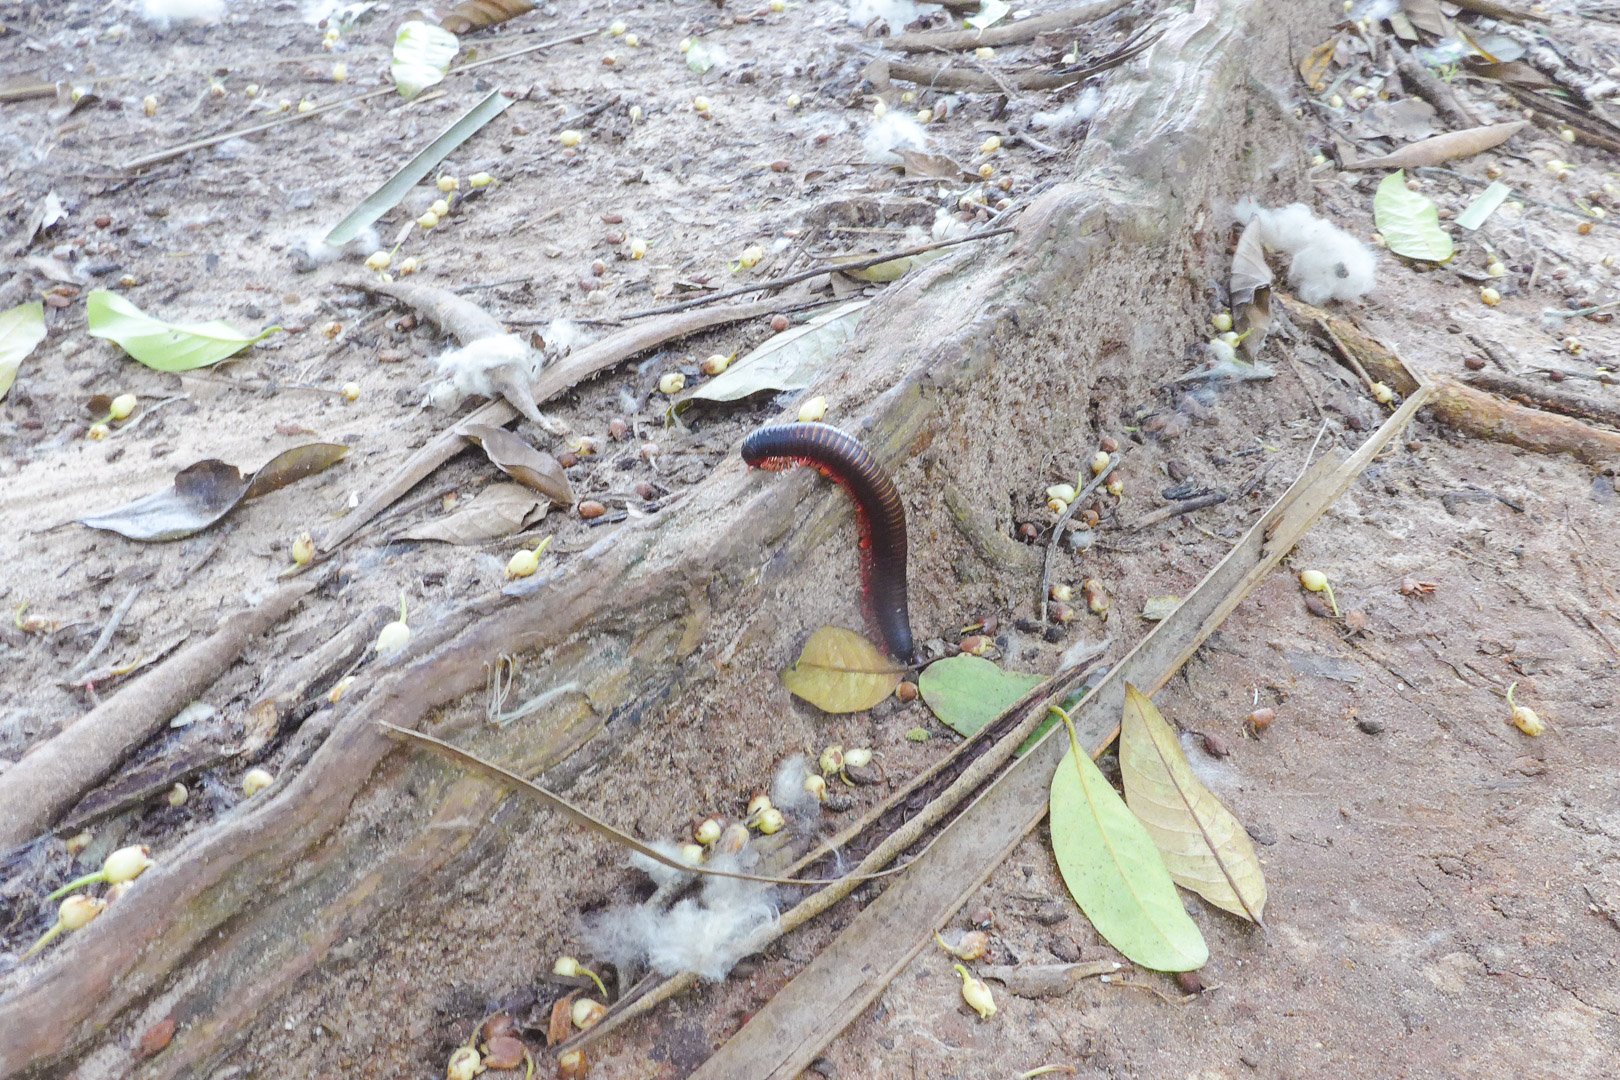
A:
[[629, 840, 699, 889], [584, 883, 778, 982], [847, 0, 936, 30], [1233, 199, 1376, 306], [139, 0, 225, 29], [427, 334, 538, 408], [863, 112, 930, 165], [1031, 86, 1101, 133], [542, 318, 587, 357], [770, 754, 820, 818], [298, 225, 379, 266], [932, 208, 970, 243]]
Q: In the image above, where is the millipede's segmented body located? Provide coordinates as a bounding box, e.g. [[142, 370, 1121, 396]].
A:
[[741, 422, 914, 663]]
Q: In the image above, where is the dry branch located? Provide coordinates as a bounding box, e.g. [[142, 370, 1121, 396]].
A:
[[887, 0, 1133, 53], [0, 576, 322, 849]]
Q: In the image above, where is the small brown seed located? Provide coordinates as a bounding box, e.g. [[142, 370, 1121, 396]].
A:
[[634, 481, 656, 500], [1049, 601, 1075, 623], [482, 1036, 527, 1071], [604, 230, 624, 245], [481, 1013, 519, 1042], [578, 500, 607, 519], [771, 314, 790, 331], [601, 212, 623, 224], [137, 1017, 177, 1058], [1099, 436, 1119, 453], [1464, 355, 1486, 370], [558, 450, 579, 468], [1177, 971, 1205, 994], [590, 260, 606, 277], [1247, 707, 1276, 731], [896, 681, 918, 702], [609, 417, 628, 440], [770, 159, 790, 172], [1018, 522, 1038, 542]]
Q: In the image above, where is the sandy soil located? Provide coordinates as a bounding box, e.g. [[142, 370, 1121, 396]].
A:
[[2, 0, 1618, 1077]]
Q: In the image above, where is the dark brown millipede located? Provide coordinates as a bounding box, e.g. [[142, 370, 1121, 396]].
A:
[[741, 422, 914, 663]]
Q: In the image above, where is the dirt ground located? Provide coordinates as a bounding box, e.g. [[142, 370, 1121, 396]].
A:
[[2, 0, 1619, 1077]]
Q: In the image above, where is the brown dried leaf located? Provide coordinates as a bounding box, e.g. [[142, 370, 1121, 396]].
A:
[[78, 444, 348, 542], [1465, 59, 1559, 92], [1298, 38, 1336, 92], [1345, 121, 1529, 171], [397, 482, 545, 544], [894, 150, 970, 180], [1350, 97, 1438, 142], [461, 424, 573, 506], [1400, 0, 1451, 38], [242, 442, 351, 500], [441, 0, 537, 33]]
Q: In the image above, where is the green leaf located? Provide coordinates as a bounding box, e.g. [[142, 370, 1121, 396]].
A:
[[1373, 170, 1453, 262], [1049, 711, 1209, 972], [325, 89, 513, 246], [1454, 180, 1512, 232], [780, 626, 903, 713], [392, 20, 459, 99], [681, 300, 867, 407], [918, 654, 1042, 738], [87, 290, 280, 372], [0, 301, 47, 402], [965, 0, 1009, 30]]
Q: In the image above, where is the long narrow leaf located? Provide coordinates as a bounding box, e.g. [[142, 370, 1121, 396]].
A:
[[1119, 684, 1267, 923], [1049, 708, 1208, 972], [87, 291, 279, 372], [325, 89, 513, 246]]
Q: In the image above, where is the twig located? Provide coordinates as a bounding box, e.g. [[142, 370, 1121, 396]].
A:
[[618, 228, 1015, 320], [1391, 43, 1479, 129], [64, 586, 141, 683], [881, 28, 1161, 91], [1040, 455, 1120, 629], [887, 0, 1133, 53], [122, 28, 600, 170], [1128, 492, 1228, 530]]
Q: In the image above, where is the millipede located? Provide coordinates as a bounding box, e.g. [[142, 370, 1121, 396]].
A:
[[741, 422, 915, 664]]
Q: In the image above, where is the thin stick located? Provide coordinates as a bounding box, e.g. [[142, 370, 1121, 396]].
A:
[[1040, 454, 1120, 629], [65, 587, 141, 683], [887, 0, 1133, 53], [1128, 492, 1227, 530], [618, 228, 1015, 320]]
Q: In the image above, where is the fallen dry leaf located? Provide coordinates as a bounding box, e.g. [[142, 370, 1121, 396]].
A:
[[780, 626, 904, 713], [1345, 121, 1529, 171], [461, 424, 572, 506], [1118, 684, 1267, 924], [441, 0, 536, 33], [397, 482, 546, 544]]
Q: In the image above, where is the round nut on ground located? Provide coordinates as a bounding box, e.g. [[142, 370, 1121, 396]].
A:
[[771, 314, 790, 331], [896, 681, 918, 702], [578, 500, 607, 519]]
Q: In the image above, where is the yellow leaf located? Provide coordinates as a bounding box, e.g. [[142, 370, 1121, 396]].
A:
[[1118, 684, 1267, 924], [780, 626, 903, 713], [1298, 38, 1337, 92]]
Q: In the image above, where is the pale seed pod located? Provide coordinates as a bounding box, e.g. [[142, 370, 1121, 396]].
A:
[[797, 396, 827, 422], [954, 963, 997, 1018], [571, 999, 606, 1030], [242, 767, 274, 797], [843, 747, 873, 768], [694, 816, 724, 846], [756, 807, 785, 834], [445, 1045, 482, 1080], [291, 532, 315, 566], [819, 745, 844, 775], [658, 372, 685, 395], [716, 821, 750, 855], [109, 393, 138, 420]]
